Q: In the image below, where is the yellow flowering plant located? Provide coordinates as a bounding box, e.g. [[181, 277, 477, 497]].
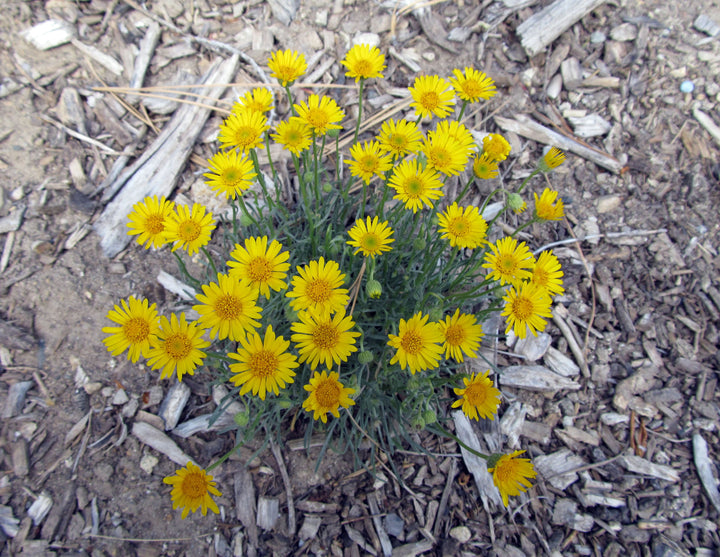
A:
[[104, 45, 570, 513]]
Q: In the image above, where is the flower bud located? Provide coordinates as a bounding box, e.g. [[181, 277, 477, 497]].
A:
[[366, 279, 382, 299], [507, 193, 526, 214], [239, 213, 255, 227], [422, 409, 437, 425], [410, 416, 425, 430], [234, 410, 250, 428], [326, 128, 340, 139], [427, 306, 444, 322], [302, 171, 314, 185], [358, 350, 374, 364], [322, 182, 334, 193], [276, 399, 293, 409], [413, 237, 426, 250]]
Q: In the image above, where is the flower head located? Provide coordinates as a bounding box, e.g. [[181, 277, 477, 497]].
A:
[[429, 120, 476, 159], [127, 196, 175, 249], [439, 309, 484, 362], [451, 370, 501, 420], [272, 119, 312, 155], [236, 87, 274, 114], [204, 150, 256, 199], [387, 312, 444, 374], [102, 296, 159, 362], [487, 450, 537, 506], [472, 153, 499, 179], [388, 158, 444, 213], [146, 313, 210, 381], [422, 130, 469, 176], [345, 140, 393, 184], [437, 203, 488, 249], [507, 193, 526, 214], [376, 119, 422, 159], [534, 188, 564, 221], [529, 251, 564, 297], [229, 325, 298, 399], [163, 462, 222, 519], [268, 49, 307, 86], [164, 203, 216, 256], [193, 273, 262, 341], [293, 94, 344, 136], [286, 257, 349, 314], [409, 75, 455, 119], [341, 44, 385, 82], [482, 236, 534, 287], [501, 282, 553, 339], [218, 109, 269, 153], [227, 236, 290, 298], [291, 309, 360, 370], [481, 133, 511, 162], [302, 370, 356, 423], [449, 67, 497, 102], [347, 216, 395, 258], [538, 146, 565, 172]]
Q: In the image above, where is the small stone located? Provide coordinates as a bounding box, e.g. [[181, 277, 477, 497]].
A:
[[384, 513, 405, 538], [314, 9, 328, 27], [610, 23, 637, 42], [596, 195, 622, 213], [83, 382, 103, 395], [680, 80, 695, 93], [10, 186, 25, 201], [589, 30, 606, 44], [352, 32, 380, 48], [139, 454, 159, 474], [449, 526, 472, 543], [111, 389, 129, 406], [515, 332, 551, 361]]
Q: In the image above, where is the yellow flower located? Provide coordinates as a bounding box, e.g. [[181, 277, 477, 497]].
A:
[[409, 75, 455, 119], [286, 257, 349, 314], [163, 462, 222, 519], [341, 43, 385, 82], [164, 203, 216, 256], [439, 309, 484, 362], [291, 308, 360, 370], [538, 146, 565, 172], [437, 202, 488, 249], [272, 119, 312, 155], [347, 216, 395, 258], [345, 140, 393, 184], [487, 450, 537, 507], [482, 133, 511, 162], [501, 282, 553, 339], [529, 250, 564, 297], [227, 236, 290, 298], [449, 67, 497, 102], [236, 87, 274, 114], [482, 236, 534, 287], [302, 370, 356, 423], [422, 130, 469, 177], [388, 158, 444, 213], [102, 296, 159, 363], [387, 312, 444, 374], [229, 325, 298, 399], [430, 120, 476, 159], [472, 153, 499, 179], [126, 196, 175, 249], [146, 313, 211, 381], [376, 118, 423, 159], [534, 188, 564, 221], [192, 273, 262, 341], [293, 94, 344, 136], [203, 150, 256, 199], [218, 109, 269, 153], [451, 370, 501, 420], [268, 49, 307, 86]]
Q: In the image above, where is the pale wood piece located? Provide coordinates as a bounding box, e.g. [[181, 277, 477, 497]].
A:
[[693, 433, 720, 513], [127, 22, 161, 104], [131, 421, 196, 467], [693, 107, 720, 148]]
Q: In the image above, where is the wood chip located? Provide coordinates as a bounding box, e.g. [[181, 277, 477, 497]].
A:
[[234, 466, 258, 546], [131, 421, 195, 467], [2, 381, 33, 418], [20, 20, 75, 51], [499, 365, 581, 392], [158, 381, 190, 430], [535, 449, 586, 489], [256, 497, 279, 531], [70, 38, 124, 76], [692, 433, 720, 513], [619, 454, 680, 482]]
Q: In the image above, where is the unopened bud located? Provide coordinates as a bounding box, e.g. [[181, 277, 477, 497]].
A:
[[276, 398, 293, 409], [234, 410, 250, 428], [507, 193, 525, 213], [366, 279, 382, 299], [422, 409, 437, 425], [358, 350, 374, 364], [427, 306, 444, 322], [413, 237, 426, 250], [411, 416, 425, 430], [326, 128, 340, 139], [322, 182, 333, 193]]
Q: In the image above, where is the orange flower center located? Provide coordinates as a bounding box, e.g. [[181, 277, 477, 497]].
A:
[[359, 155, 378, 173], [389, 134, 407, 149], [124, 317, 150, 343], [248, 350, 279, 377], [315, 379, 341, 408], [495, 459, 519, 482], [464, 382, 489, 406], [164, 333, 192, 360], [444, 324, 465, 346], [214, 294, 243, 320], [420, 91, 439, 110], [178, 219, 201, 242], [181, 472, 207, 498], [312, 323, 339, 349], [248, 257, 272, 282], [400, 330, 423, 354], [498, 254, 520, 275], [145, 214, 165, 235], [352, 59, 372, 76], [305, 108, 329, 130], [306, 279, 332, 303], [462, 80, 482, 97], [511, 296, 534, 320], [234, 126, 258, 147], [449, 217, 469, 237]]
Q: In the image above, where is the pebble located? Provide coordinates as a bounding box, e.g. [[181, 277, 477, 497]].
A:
[[596, 195, 622, 213], [449, 526, 472, 543], [111, 389, 129, 406], [139, 454, 159, 475], [352, 32, 380, 48], [610, 23, 638, 42], [515, 332, 551, 361], [680, 80, 695, 93], [589, 30, 606, 44]]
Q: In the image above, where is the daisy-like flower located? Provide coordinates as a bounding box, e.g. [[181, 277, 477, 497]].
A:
[[473, 153, 499, 179], [286, 257, 349, 314], [487, 450, 537, 507], [126, 196, 175, 249], [272, 119, 312, 155], [146, 313, 211, 381], [345, 140, 393, 184], [481, 133, 511, 162], [218, 109, 269, 153], [429, 120, 476, 159], [388, 158, 444, 213], [302, 370, 356, 423], [203, 150, 256, 199], [164, 203, 216, 256], [236, 87, 274, 114], [376, 118, 422, 159], [347, 216, 395, 258], [267, 49, 307, 86], [534, 188, 564, 221], [341, 43, 386, 82], [409, 75, 455, 120], [228, 325, 298, 399], [501, 282, 553, 339], [293, 94, 344, 136], [227, 236, 290, 298], [449, 67, 497, 102], [482, 236, 534, 287], [387, 312, 444, 374], [437, 202, 488, 249], [538, 146, 565, 172], [163, 462, 222, 519], [102, 296, 159, 363], [291, 309, 360, 370], [451, 370, 501, 420], [529, 250, 564, 297], [439, 309, 485, 362], [422, 130, 468, 177], [192, 273, 262, 341]]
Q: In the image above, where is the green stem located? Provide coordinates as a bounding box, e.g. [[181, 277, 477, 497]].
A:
[[352, 79, 365, 145], [516, 169, 540, 194], [457, 99, 469, 121], [284, 85, 295, 114], [427, 423, 490, 461], [511, 217, 539, 238], [201, 246, 218, 276], [172, 251, 201, 289], [264, 132, 281, 203], [249, 148, 272, 209], [455, 174, 475, 204], [206, 442, 244, 472]]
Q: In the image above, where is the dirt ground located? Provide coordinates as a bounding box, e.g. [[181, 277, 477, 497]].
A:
[[1, 0, 719, 555]]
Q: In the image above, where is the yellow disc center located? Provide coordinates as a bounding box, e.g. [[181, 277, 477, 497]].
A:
[[400, 331, 423, 354], [248, 257, 272, 282], [249, 350, 279, 378], [181, 472, 207, 498], [312, 323, 339, 349], [124, 317, 150, 343], [306, 279, 332, 303], [315, 379, 341, 408], [165, 333, 192, 360]]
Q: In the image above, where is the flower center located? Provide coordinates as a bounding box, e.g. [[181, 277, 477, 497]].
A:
[[420, 91, 439, 110], [248, 257, 272, 282], [181, 472, 207, 498], [511, 296, 534, 320], [400, 331, 423, 354], [498, 254, 519, 274], [532, 268, 548, 287], [449, 217, 469, 237], [222, 168, 243, 188], [124, 317, 150, 343], [464, 382, 489, 406], [306, 109, 329, 130], [165, 333, 192, 361], [178, 220, 201, 242], [249, 350, 279, 378], [390, 134, 406, 148], [215, 294, 243, 320], [286, 129, 301, 144], [234, 126, 258, 147], [145, 214, 165, 235], [361, 233, 379, 251], [312, 323, 339, 349], [463, 81, 481, 97], [444, 324, 465, 346], [306, 279, 332, 303], [277, 65, 296, 81], [359, 155, 377, 173], [495, 459, 519, 482], [353, 60, 372, 76], [405, 178, 424, 197], [315, 379, 341, 408], [428, 147, 449, 169]]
